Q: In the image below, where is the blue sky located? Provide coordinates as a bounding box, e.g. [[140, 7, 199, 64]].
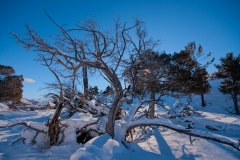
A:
[[0, 0, 240, 99]]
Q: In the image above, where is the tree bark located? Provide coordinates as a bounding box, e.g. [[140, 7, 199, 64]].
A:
[[103, 65, 124, 138], [82, 66, 89, 99], [233, 92, 240, 114], [105, 90, 123, 137], [201, 93, 205, 107], [148, 92, 155, 118], [47, 102, 65, 145]]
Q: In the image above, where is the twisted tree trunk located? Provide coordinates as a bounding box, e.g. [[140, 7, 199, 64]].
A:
[[47, 102, 65, 145], [101, 64, 124, 138], [105, 90, 123, 137]]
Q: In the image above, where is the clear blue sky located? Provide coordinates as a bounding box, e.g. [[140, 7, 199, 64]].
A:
[[0, 0, 240, 99]]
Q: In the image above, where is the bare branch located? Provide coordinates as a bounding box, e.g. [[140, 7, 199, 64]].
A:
[[11, 138, 26, 145], [124, 118, 240, 152], [0, 122, 45, 133]]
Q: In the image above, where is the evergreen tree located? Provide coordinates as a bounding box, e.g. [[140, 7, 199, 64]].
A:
[[192, 67, 211, 106], [170, 42, 212, 106], [103, 85, 113, 95], [215, 53, 240, 114], [93, 86, 99, 95], [88, 86, 99, 100], [0, 64, 23, 102], [170, 50, 197, 95], [133, 50, 172, 97]]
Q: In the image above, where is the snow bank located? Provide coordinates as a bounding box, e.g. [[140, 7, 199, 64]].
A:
[[87, 99, 101, 115], [25, 99, 55, 109], [0, 110, 38, 117], [20, 122, 49, 148], [70, 134, 171, 160], [62, 112, 104, 144], [20, 98, 32, 105]]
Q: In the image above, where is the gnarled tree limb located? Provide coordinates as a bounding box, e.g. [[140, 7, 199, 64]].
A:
[[123, 118, 240, 151]]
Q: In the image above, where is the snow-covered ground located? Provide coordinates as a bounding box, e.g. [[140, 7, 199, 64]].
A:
[[0, 80, 240, 159]]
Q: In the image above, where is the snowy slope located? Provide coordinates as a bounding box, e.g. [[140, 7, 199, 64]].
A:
[[0, 79, 240, 159]]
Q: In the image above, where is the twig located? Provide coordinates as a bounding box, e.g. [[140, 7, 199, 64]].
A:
[[11, 138, 26, 145], [189, 135, 198, 145], [220, 105, 235, 114]]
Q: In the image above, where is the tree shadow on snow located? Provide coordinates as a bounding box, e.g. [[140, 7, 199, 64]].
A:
[[154, 129, 202, 160], [178, 144, 201, 160], [153, 128, 175, 159], [205, 140, 240, 159]]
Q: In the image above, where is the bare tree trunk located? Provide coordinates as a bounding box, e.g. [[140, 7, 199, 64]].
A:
[[233, 92, 240, 114], [83, 66, 89, 99], [13, 16, 142, 139], [201, 93, 205, 107], [72, 78, 75, 101], [47, 102, 64, 145], [105, 90, 123, 137], [71, 70, 77, 102], [148, 92, 155, 118], [103, 66, 124, 138]]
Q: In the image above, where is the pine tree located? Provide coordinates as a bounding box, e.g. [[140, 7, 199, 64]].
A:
[[215, 53, 240, 114], [170, 42, 212, 106], [103, 85, 113, 95], [93, 86, 99, 95], [170, 50, 197, 95], [0, 64, 23, 102], [192, 67, 211, 106]]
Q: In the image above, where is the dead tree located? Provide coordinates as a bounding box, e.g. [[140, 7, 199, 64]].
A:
[[12, 12, 142, 138], [40, 56, 66, 145]]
